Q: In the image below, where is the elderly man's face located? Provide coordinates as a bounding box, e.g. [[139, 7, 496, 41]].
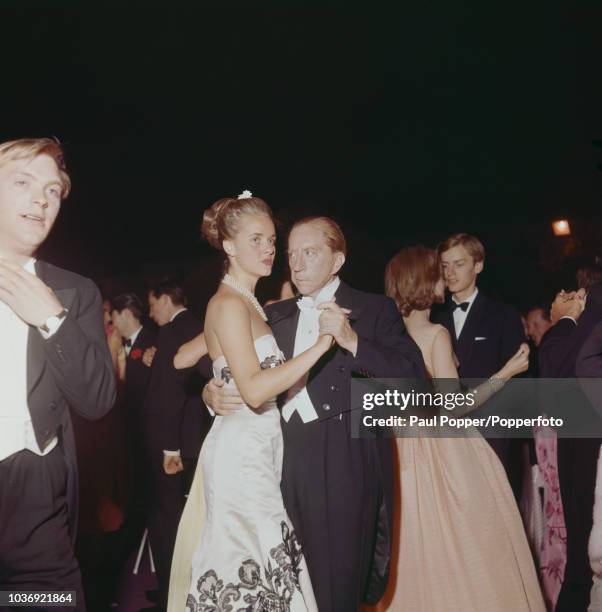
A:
[[287, 222, 344, 298], [0, 154, 63, 262]]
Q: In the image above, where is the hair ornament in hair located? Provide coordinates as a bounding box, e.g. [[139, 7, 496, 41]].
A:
[[238, 189, 252, 200]]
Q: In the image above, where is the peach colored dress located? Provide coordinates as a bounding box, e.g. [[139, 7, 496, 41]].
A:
[[366, 378, 545, 611]]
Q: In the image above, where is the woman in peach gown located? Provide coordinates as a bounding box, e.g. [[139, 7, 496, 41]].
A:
[[368, 246, 545, 612]]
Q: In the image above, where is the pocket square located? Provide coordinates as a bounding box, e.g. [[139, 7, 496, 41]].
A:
[[475, 336, 487, 341]]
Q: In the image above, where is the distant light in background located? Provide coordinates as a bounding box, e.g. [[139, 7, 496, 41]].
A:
[[552, 219, 571, 236]]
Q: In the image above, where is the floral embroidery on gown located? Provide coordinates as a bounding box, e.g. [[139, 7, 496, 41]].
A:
[[534, 425, 567, 611]]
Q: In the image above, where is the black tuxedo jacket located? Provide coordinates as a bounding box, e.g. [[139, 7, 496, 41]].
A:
[[434, 291, 525, 378], [577, 320, 602, 379], [144, 309, 210, 458], [29, 260, 116, 532], [124, 326, 157, 416], [266, 281, 426, 418]]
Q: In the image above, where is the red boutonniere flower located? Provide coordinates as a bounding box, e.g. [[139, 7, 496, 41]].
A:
[[130, 348, 143, 360]]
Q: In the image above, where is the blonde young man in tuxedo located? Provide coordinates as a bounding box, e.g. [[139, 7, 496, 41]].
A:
[[433, 233, 526, 498], [0, 138, 115, 610]]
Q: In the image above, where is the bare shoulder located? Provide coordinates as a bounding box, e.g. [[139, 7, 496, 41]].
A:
[[432, 323, 451, 341], [430, 324, 453, 354], [206, 292, 249, 323]]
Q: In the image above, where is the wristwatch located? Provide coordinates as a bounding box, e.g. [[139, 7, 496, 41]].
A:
[[39, 308, 69, 334]]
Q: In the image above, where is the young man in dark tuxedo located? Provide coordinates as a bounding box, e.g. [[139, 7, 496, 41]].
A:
[[110, 293, 157, 555], [0, 138, 116, 610], [205, 216, 426, 612], [433, 233, 526, 495], [143, 281, 210, 612]]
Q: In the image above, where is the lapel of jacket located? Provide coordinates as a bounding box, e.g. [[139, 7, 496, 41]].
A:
[[131, 326, 149, 352], [27, 261, 77, 396], [267, 298, 300, 361], [333, 280, 362, 324], [456, 291, 487, 371]]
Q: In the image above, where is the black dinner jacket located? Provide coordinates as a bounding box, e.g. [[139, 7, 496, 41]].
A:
[[434, 291, 525, 378], [124, 325, 157, 416], [144, 309, 211, 458], [29, 260, 116, 533], [265, 280, 426, 419]]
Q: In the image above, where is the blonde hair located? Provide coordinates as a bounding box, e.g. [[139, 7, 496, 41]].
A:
[[437, 232, 485, 263], [290, 216, 347, 256], [0, 138, 71, 198], [201, 194, 273, 251]]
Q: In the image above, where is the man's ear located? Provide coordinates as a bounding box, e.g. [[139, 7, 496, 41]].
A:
[[223, 239, 236, 258], [475, 260, 484, 274], [332, 252, 346, 275]]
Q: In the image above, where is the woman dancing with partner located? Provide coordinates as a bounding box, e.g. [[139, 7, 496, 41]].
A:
[[168, 193, 328, 612], [370, 245, 545, 612]]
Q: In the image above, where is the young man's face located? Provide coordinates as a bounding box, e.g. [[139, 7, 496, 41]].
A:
[[287, 223, 344, 298], [0, 154, 63, 261], [440, 244, 483, 297], [111, 309, 128, 336]]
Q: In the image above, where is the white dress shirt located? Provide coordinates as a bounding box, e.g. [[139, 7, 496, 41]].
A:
[[281, 276, 341, 423], [452, 288, 479, 338], [0, 259, 60, 462]]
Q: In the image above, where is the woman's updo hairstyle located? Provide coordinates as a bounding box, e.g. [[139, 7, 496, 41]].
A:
[[201, 191, 273, 251]]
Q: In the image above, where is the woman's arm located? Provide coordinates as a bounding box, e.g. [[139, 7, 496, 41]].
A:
[[431, 327, 529, 414], [213, 296, 331, 409], [174, 332, 207, 369]]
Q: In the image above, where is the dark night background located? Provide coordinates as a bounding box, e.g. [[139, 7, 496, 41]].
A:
[[3, 3, 601, 313]]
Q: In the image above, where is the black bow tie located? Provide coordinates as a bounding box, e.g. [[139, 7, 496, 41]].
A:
[[452, 301, 470, 312], [123, 338, 132, 347]]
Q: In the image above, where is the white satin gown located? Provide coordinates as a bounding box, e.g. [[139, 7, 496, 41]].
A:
[[185, 334, 317, 612]]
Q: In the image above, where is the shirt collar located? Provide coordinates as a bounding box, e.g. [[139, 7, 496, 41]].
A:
[[312, 276, 340, 305], [128, 325, 143, 346], [170, 308, 187, 322], [24, 258, 36, 275], [452, 287, 478, 307]]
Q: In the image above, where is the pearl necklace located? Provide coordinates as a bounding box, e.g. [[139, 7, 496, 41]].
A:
[[221, 274, 268, 322]]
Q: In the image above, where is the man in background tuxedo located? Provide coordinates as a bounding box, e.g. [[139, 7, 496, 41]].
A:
[[110, 293, 157, 552], [539, 283, 602, 611], [143, 281, 210, 612], [433, 233, 526, 496], [0, 138, 115, 610], [206, 216, 426, 612]]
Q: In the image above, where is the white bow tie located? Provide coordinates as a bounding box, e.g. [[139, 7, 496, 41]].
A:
[[297, 296, 321, 316]]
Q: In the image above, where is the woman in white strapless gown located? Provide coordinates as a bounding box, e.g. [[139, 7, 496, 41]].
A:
[[168, 194, 331, 612], [186, 334, 316, 611]]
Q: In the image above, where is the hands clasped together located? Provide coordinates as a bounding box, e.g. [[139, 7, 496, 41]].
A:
[[550, 288, 587, 324]]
